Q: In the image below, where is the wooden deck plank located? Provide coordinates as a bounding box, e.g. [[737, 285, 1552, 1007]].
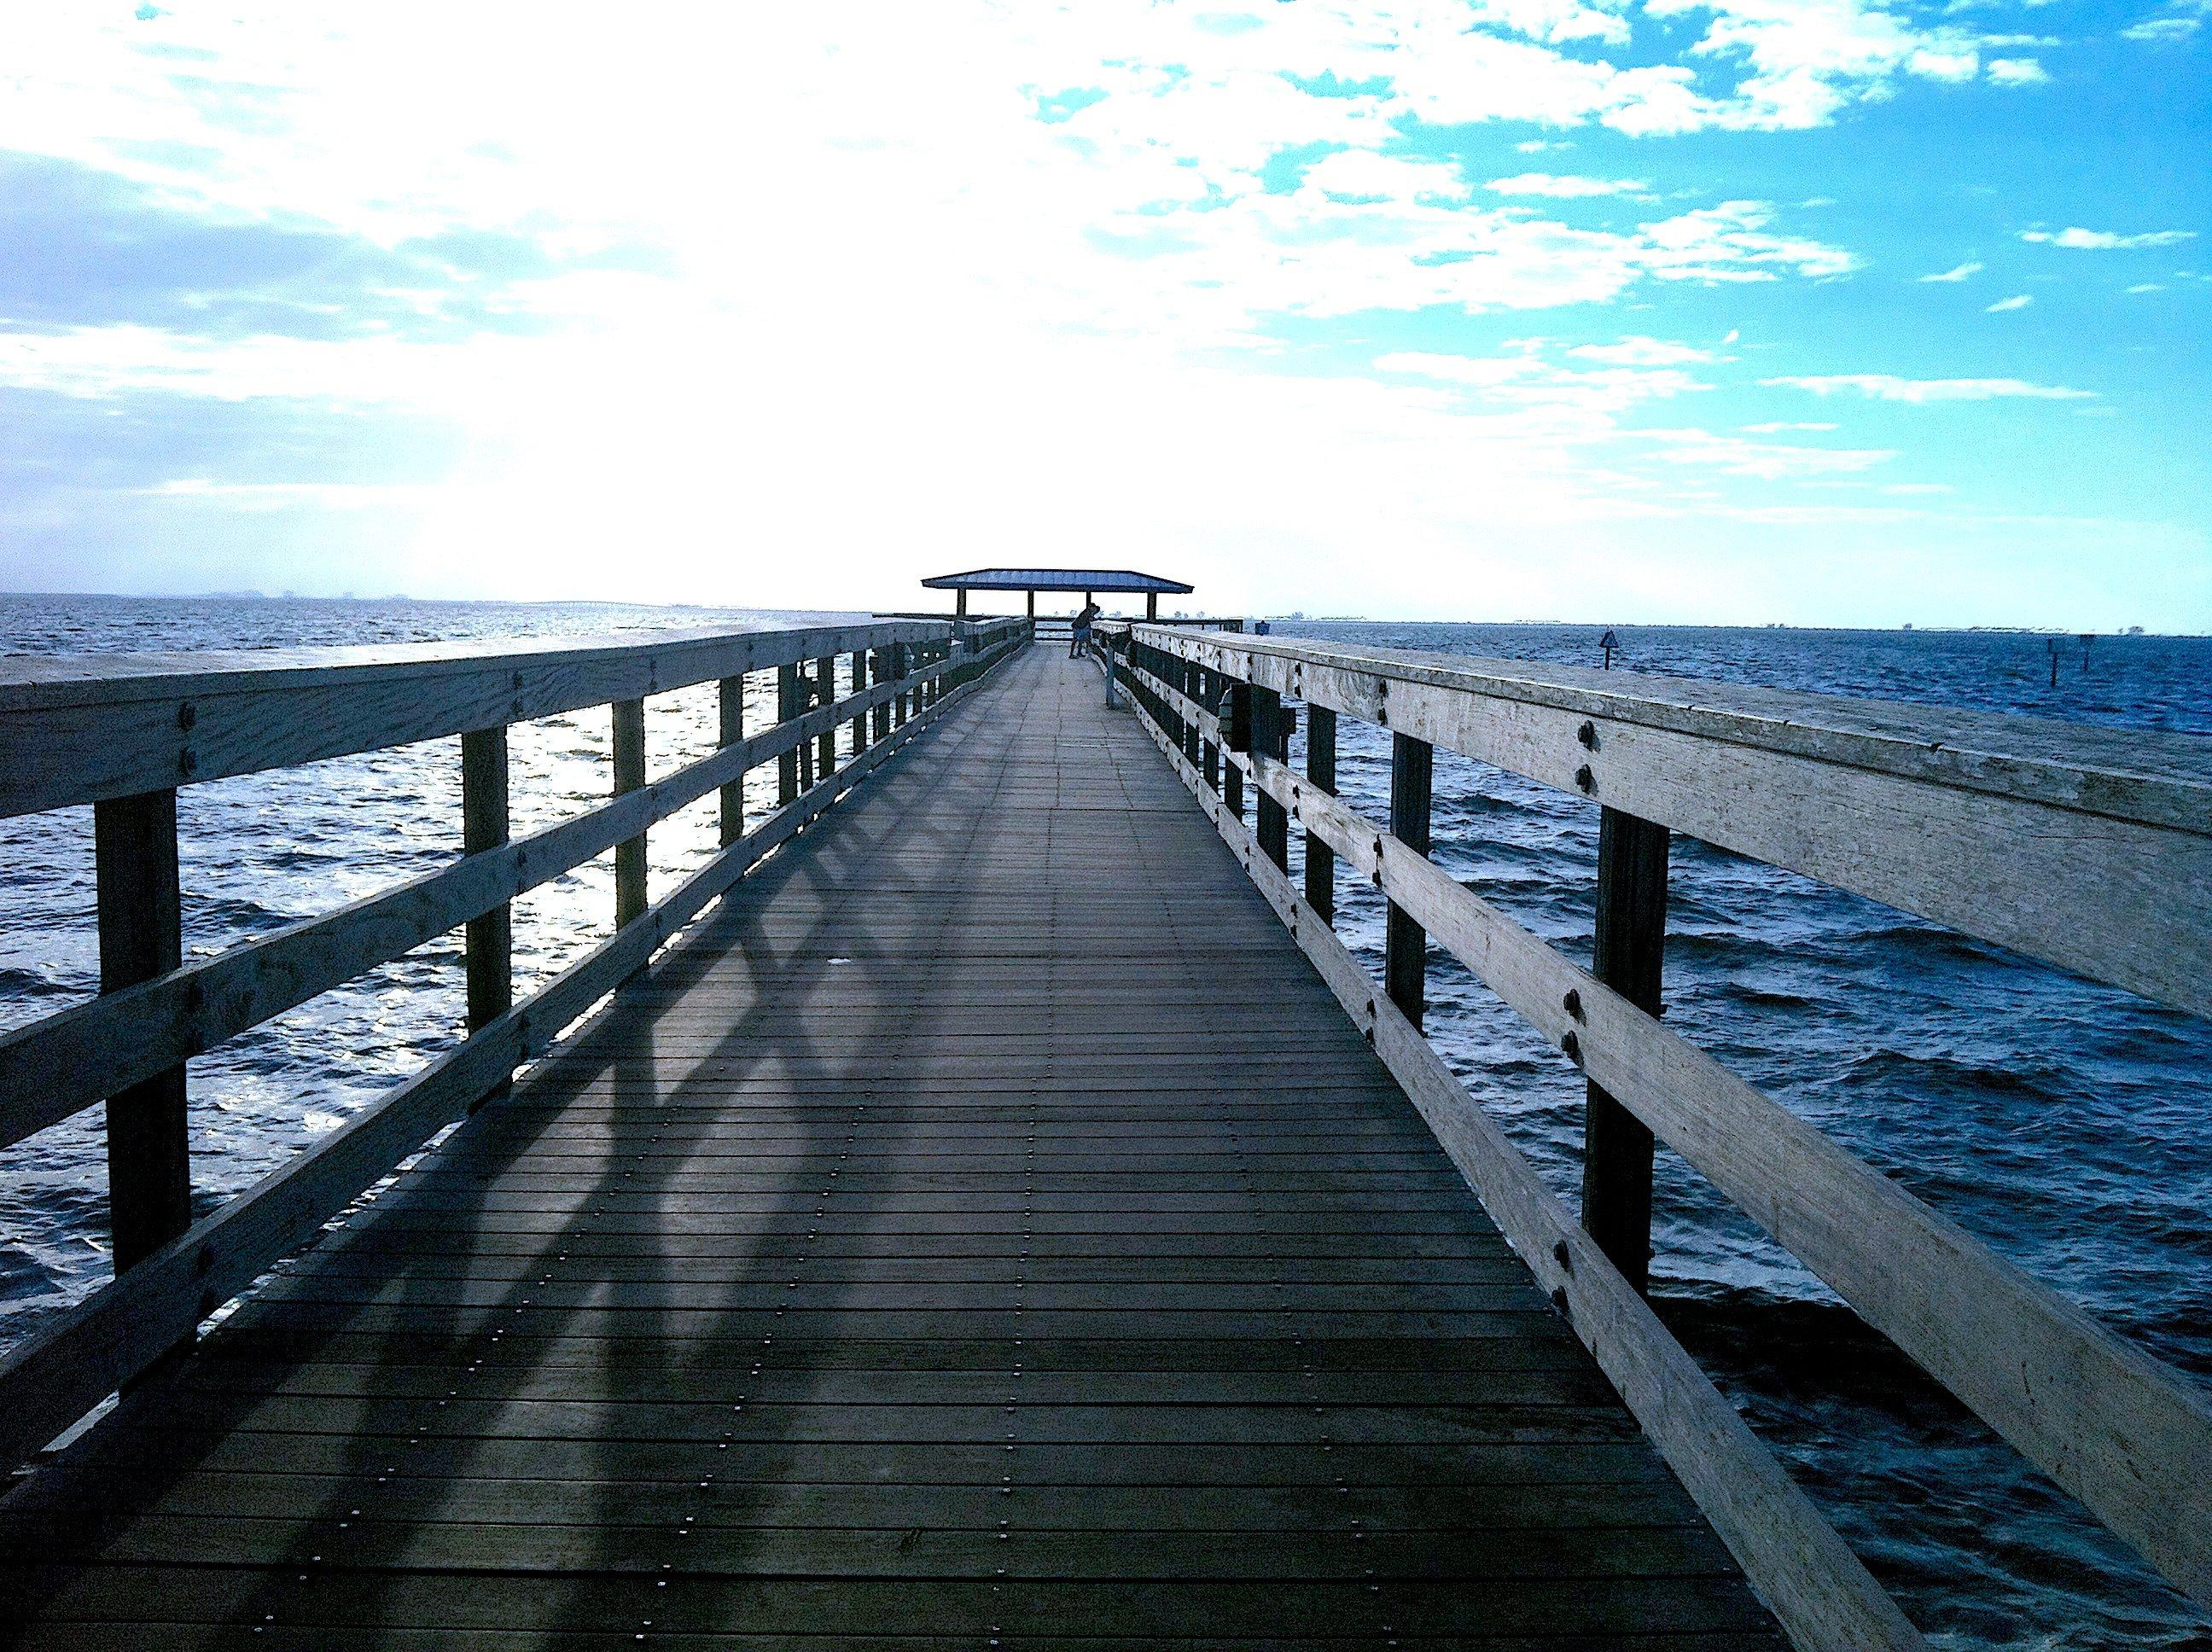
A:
[[0, 648, 1784, 1647]]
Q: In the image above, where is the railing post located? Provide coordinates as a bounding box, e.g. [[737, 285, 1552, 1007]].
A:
[[1304, 705, 1336, 925], [1251, 683, 1287, 870], [778, 664, 803, 804], [461, 726, 513, 1099], [891, 643, 910, 726], [1385, 733, 1432, 1030], [870, 649, 891, 744], [95, 789, 189, 1277], [612, 698, 647, 928], [1221, 678, 1247, 821], [850, 650, 870, 752], [718, 677, 745, 846], [814, 656, 836, 779], [1582, 807, 1668, 1296], [1200, 665, 1221, 794]]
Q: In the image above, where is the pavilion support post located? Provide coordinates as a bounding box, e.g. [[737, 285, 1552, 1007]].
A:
[[1581, 807, 1669, 1297], [1147, 592, 1158, 621], [778, 664, 802, 805], [612, 698, 647, 929], [1385, 732, 1432, 1030], [1304, 705, 1336, 926], [1027, 590, 1035, 620], [96, 789, 189, 1279], [1251, 683, 1287, 871], [957, 590, 968, 619]]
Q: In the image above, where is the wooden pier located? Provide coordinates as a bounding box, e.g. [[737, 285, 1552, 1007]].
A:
[[0, 617, 2207, 1649]]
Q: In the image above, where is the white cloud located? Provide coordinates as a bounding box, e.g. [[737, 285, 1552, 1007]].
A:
[[1763, 373, 2093, 401], [0, 0, 2141, 617], [1636, 426, 1895, 479], [1984, 55, 2050, 82], [2127, 282, 2167, 294], [1986, 294, 2034, 311], [2122, 1, 2209, 41], [1918, 260, 1984, 282], [1569, 336, 1716, 364], [2022, 226, 2197, 249], [1742, 420, 1839, 432], [1487, 172, 1649, 196]]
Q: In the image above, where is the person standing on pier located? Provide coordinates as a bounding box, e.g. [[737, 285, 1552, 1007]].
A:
[[1070, 597, 1100, 657]]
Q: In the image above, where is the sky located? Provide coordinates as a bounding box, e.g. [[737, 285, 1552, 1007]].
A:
[[0, 2, 2203, 627]]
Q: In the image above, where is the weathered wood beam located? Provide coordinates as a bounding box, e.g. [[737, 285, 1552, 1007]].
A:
[[0, 635, 1021, 1469], [0, 620, 953, 821], [95, 790, 189, 1277], [777, 665, 803, 805], [1303, 704, 1337, 925], [611, 698, 647, 928], [718, 676, 745, 847], [0, 663, 947, 1152], [1136, 626, 2212, 1020], [1251, 683, 1288, 872], [1583, 806, 1667, 1296], [1117, 684, 1923, 1652], [1386, 732, 1432, 1031], [460, 725, 513, 1106]]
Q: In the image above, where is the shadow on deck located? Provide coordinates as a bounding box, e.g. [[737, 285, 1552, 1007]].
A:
[[0, 649, 1781, 1649]]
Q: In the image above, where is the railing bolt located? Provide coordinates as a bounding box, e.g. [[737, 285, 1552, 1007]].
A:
[[1577, 720, 1597, 750], [1563, 989, 1583, 1022], [177, 701, 195, 731], [1552, 1239, 1572, 1271], [1574, 765, 1595, 794], [1559, 1029, 1582, 1065]]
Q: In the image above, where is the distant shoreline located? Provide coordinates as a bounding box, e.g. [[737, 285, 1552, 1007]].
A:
[[0, 590, 2203, 640]]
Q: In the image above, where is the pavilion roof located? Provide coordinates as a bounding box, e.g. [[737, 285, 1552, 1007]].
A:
[[920, 567, 1193, 594]]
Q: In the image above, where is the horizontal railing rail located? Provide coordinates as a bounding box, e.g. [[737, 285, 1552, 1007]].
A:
[[0, 614, 1030, 1463], [1097, 620, 2211, 1650]]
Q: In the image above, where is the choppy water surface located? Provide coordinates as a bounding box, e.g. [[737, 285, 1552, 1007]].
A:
[[3, 596, 2208, 1650]]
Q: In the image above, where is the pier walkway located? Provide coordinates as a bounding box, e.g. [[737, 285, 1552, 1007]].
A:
[[5, 616, 2207, 1649], [0, 647, 1779, 1647]]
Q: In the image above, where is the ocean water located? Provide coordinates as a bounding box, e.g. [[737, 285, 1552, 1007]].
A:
[[3, 596, 2208, 1649]]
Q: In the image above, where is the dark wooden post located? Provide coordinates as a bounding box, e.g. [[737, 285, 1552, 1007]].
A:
[[1581, 808, 1668, 1296], [870, 650, 890, 744], [777, 664, 803, 802], [957, 589, 968, 619], [1220, 679, 1247, 821], [1304, 705, 1336, 924], [1200, 666, 1221, 794], [892, 643, 910, 726], [1146, 591, 1158, 621], [612, 698, 647, 928], [718, 677, 745, 846], [1385, 733, 1432, 1029], [96, 790, 189, 1276], [1026, 590, 1035, 620], [462, 727, 513, 1032], [814, 657, 836, 777], [850, 651, 870, 753], [1251, 683, 1287, 871]]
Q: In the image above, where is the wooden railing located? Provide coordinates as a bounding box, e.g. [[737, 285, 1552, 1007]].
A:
[[1097, 620, 2210, 1651], [0, 614, 1028, 1461]]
